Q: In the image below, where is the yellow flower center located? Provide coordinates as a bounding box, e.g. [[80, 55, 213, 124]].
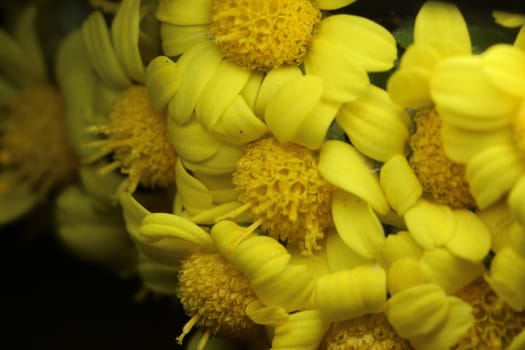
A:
[[454, 279, 525, 349], [84, 86, 176, 193], [232, 137, 333, 255], [176, 252, 259, 348], [209, 0, 321, 72], [0, 87, 76, 196], [321, 313, 412, 350], [409, 107, 475, 208]]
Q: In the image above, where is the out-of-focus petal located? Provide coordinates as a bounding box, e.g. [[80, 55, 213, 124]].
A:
[[316, 0, 357, 10], [160, 23, 208, 56], [482, 44, 525, 97], [508, 175, 525, 227], [156, 0, 212, 25]]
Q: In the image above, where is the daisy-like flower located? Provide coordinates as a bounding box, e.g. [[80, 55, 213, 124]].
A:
[[80, 0, 177, 193], [385, 1, 478, 209], [152, 0, 397, 151], [0, 6, 77, 224], [120, 192, 321, 349]]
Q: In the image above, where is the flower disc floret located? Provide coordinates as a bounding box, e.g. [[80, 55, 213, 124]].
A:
[[85, 86, 176, 193], [0, 87, 76, 195], [233, 137, 333, 255], [409, 108, 475, 208], [209, 0, 321, 71], [176, 252, 259, 341]]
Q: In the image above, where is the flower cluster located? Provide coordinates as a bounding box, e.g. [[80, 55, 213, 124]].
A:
[[2, 0, 525, 349]]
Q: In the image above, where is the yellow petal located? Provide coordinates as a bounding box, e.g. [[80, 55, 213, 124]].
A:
[[182, 142, 243, 175], [381, 231, 422, 267], [156, 0, 212, 25], [271, 310, 330, 350], [485, 246, 525, 311], [379, 154, 422, 215], [315, 265, 386, 321], [482, 44, 525, 97], [338, 85, 410, 162], [515, 26, 525, 51], [420, 248, 484, 293], [241, 71, 264, 111], [136, 253, 179, 294], [146, 55, 181, 111], [317, 14, 397, 72], [331, 190, 385, 259], [385, 284, 449, 338], [325, 230, 375, 272], [81, 11, 131, 89], [431, 57, 519, 129], [508, 328, 525, 350], [174, 159, 214, 216], [466, 145, 525, 209], [414, 1, 470, 54], [387, 257, 426, 295], [264, 75, 323, 143], [404, 199, 456, 249], [245, 300, 289, 325], [508, 174, 525, 227], [409, 296, 473, 350], [254, 65, 302, 117], [168, 41, 222, 124], [168, 116, 221, 163], [316, 0, 357, 10], [160, 23, 208, 56], [251, 264, 315, 311], [319, 140, 389, 214], [119, 191, 151, 237], [441, 122, 514, 163], [212, 95, 268, 144], [304, 36, 369, 103], [291, 98, 340, 150], [195, 60, 251, 130], [446, 210, 491, 262], [111, 0, 144, 83], [493, 11, 525, 27], [387, 67, 432, 108], [478, 200, 524, 253]]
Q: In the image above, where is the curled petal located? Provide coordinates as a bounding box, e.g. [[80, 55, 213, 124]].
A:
[[380, 155, 422, 215]]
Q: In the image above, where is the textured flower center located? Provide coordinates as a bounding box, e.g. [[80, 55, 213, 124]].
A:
[[0, 87, 76, 196], [232, 137, 332, 255], [176, 252, 259, 347], [84, 86, 176, 193], [454, 279, 525, 349], [321, 313, 412, 350], [209, 0, 321, 71], [409, 107, 475, 208]]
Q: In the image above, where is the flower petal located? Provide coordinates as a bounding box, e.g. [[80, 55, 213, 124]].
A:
[[420, 248, 484, 293], [265, 75, 324, 143], [414, 1, 471, 54], [254, 65, 302, 117], [385, 284, 450, 338], [245, 300, 289, 325], [482, 44, 525, 97], [508, 174, 525, 227], [168, 116, 221, 162], [381, 231, 422, 267], [156, 0, 212, 25], [432, 57, 520, 129], [304, 36, 369, 104], [319, 140, 389, 214], [478, 200, 524, 254], [271, 310, 330, 350], [174, 159, 214, 216], [315, 265, 386, 321], [387, 67, 432, 108], [338, 85, 410, 162], [146, 56, 181, 111], [387, 257, 426, 295], [111, 0, 145, 83], [325, 230, 374, 272], [380, 154, 422, 215], [316, 0, 357, 10], [404, 199, 456, 249], [331, 190, 385, 259], [317, 14, 397, 72], [446, 210, 491, 262], [466, 145, 525, 209], [493, 11, 525, 27], [182, 143, 243, 175], [486, 246, 525, 311], [160, 23, 208, 56]]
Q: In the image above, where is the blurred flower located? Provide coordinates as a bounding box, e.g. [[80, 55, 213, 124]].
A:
[[0, 6, 77, 224]]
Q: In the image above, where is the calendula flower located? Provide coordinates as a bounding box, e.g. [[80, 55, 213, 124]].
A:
[[120, 192, 320, 349], [151, 0, 397, 150], [386, 1, 477, 209], [431, 43, 525, 227], [80, 0, 177, 193], [0, 6, 77, 224]]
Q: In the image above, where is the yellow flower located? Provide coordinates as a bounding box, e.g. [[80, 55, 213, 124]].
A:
[[431, 44, 525, 226], [79, 0, 177, 193], [152, 0, 397, 150], [385, 1, 476, 208], [120, 192, 320, 348], [0, 6, 77, 224]]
